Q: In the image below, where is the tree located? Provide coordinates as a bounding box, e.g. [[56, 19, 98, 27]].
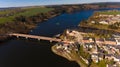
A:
[[15, 15, 26, 22]]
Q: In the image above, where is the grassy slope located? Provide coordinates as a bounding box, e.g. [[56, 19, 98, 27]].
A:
[[17, 7, 54, 16], [80, 10, 120, 33], [52, 45, 88, 67], [0, 7, 54, 24], [0, 10, 15, 15], [97, 11, 120, 15]]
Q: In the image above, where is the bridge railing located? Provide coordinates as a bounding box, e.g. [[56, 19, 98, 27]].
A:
[[8, 33, 62, 42]]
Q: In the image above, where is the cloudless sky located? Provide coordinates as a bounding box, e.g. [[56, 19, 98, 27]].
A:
[[0, 0, 120, 7]]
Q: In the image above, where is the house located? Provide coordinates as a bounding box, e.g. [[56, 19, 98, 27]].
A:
[[98, 53, 104, 61], [104, 38, 117, 45], [91, 47, 98, 54], [99, 21, 108, 25], [60, 41, 80, 51], [91, 53, 99, 63], [56, 41, 71, 50], [91, 21, 95, 23], [82, 38, 90, 43], [84, 43, 94, 49], [105, 54, 114, 60], [66, 30, 79, 36], [113, 55, 120, 62], [105, 54, 120, 62], [96, 38, 105, 45], [115, 38, 120, 45], [116, 14, 120, 17], [82, 37, 94, 44]]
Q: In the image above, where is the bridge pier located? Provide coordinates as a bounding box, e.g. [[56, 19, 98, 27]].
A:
[[50, 40, 52, 43], [38, 39, 40, 41], [16, 36, 19, 38], [25, 37, 28, 39]]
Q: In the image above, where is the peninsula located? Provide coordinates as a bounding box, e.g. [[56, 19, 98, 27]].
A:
[[52, 10, 120, 67]]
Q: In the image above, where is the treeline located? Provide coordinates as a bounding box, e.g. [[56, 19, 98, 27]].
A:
[[0, 9, 26, 17], [0, 6, 80, 35], [109, 22, 120, 29], [1, 3, 120, 34], [0, 8, 61, 34], [79, 21, 120, 36], [48, 3, 120, 13], [75, 27, 113, 34]]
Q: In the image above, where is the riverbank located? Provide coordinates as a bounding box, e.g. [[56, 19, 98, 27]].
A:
[[1, 4, 120, 67], [0, 7, 61, 42], [1, 4, 120, 42], [0, 35, 11, 42], [51, 28, 112, 67], [79, 10, 120, 33], [50, 8, 120, 67], [51, 44, 88, 67]]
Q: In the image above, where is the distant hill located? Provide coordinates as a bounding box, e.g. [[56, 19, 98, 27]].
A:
[[90, 2, 120, 5], [1, 2, 120, 9]]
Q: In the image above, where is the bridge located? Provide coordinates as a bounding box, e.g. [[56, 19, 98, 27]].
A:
[[8, 33, 62, 42]]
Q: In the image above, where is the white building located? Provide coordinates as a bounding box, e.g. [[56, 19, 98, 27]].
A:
[[91, 21, 95, 23], [99, 21, 108, 25], [115, 38, 120, 45], [91, 54, 99, 63], [113, 56, 120, 62]]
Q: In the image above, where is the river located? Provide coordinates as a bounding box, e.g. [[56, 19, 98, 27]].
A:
[[0, 8, 120, 67]]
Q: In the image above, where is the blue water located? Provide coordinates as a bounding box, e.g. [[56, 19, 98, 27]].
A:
[[0, 8, 120, 67], [30, 10, 94, 36]]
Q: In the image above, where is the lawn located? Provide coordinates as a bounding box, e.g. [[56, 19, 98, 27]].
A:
[[0, 7, 54, 24], [16, 7, 54, 17], [95, 10, 120, 15], [96, 10, 120, 15], [0, 9, 16, 15]]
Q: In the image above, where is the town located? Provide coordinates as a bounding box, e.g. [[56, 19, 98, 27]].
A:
[[53, 29, 120, 67], [52, 10, 120, 67], [91, 10, 120, 25]]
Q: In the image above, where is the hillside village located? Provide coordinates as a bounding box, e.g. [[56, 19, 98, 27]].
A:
[[53, 29, 120, 67], [91, 10, 120, 25], [52, 10, 120, 67], [91, 14, 120, 25], [79, 10, 120, 33]]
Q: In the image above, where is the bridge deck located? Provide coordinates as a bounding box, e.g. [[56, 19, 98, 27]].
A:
[[9, 33, 61, 42]]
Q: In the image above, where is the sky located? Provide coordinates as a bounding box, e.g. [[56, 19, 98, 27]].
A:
[[0, 0, 120, 7]]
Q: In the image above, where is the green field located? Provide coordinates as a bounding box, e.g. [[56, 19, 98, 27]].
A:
[[17, 7, 54, 16], [0, 7, 54, 24], [96, 10, 120, 15]]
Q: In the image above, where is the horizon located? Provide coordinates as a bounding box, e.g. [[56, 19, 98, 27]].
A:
[[1, 0, 120, 8]]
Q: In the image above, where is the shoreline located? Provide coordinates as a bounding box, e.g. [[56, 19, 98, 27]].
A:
[[51, 45, 87, 67], [1, 6, 120, 42], [0, 12, 60, 42], [0, 5, 120, 67], [51, 45, 74, 61]]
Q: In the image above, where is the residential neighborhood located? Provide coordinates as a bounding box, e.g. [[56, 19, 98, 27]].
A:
[[54, 29, 120, 67], [91, 10, 120, 25]]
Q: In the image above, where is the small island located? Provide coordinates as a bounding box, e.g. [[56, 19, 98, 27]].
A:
[[52, 10, 120, 67]]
